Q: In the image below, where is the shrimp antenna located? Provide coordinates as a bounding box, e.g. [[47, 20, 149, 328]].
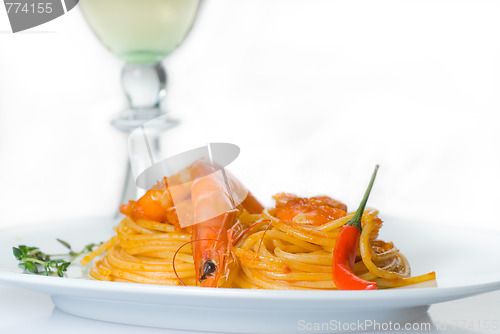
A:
[[257, 221, 274, 252], [234, 219, 270, 245], [207, 143, 237, 209], [226, 220, 247, 268]]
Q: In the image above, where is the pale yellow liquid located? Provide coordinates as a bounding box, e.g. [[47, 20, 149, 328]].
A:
[[80, 0, 200, 63]]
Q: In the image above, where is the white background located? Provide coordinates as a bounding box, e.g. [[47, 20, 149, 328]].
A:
[[1, 0, 500, 234]]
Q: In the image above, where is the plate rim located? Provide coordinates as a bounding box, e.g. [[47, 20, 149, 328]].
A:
[[1, 216, 500, 306]]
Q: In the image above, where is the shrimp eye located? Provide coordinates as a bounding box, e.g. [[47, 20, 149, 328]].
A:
[[199, 260, 217, 281]]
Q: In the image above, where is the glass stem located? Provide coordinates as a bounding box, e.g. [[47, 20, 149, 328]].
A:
[[112, 62, 177, 215], [120, 132, 162, 206]]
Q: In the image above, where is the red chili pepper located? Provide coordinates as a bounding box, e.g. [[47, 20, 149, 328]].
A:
[[332, 165, 379, 290]]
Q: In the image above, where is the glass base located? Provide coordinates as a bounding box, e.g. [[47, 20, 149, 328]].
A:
[[111, 109, 179, 133]]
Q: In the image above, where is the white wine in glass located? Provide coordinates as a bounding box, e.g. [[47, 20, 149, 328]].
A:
[[80, 0, 200, 63]]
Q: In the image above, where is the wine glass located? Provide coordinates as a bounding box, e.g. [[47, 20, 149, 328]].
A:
[[79, 0, 202, 205]]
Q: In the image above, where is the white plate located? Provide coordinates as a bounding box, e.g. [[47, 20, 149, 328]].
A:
[[0, 217, 499, 333]]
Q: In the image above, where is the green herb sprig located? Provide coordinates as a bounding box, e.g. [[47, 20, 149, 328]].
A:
[[13, 239, 99, 277]]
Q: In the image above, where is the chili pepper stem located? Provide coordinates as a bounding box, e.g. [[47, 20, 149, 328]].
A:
[[346, 165, 379, 231]]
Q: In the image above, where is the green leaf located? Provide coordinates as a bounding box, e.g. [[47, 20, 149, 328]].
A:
[[56, 239, 72, 250], [24, 261, 38, 274], [19, 245, 38, 252], [60, 262, 70, 271], [85, 243, 97, 252], [12, 247, 23, 260]]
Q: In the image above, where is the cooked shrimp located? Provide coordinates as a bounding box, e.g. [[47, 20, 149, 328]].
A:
[[119, 177, 183, 227], [120, 159, 264, 287], [273, 193, 347, 225], [189, 160, 239, 286]]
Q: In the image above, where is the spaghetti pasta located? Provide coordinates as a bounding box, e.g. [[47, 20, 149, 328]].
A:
[[83, 206, 436, 289], [85, 217, 197, 285]]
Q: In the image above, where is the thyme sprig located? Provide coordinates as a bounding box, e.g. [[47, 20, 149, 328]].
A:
[[13, 239, 99, 277]]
